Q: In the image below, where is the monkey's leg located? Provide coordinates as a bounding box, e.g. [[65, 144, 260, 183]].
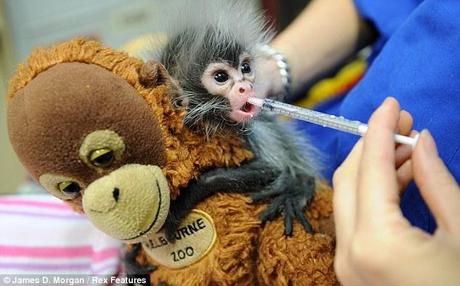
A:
[[251, 171, 316, 235], [163, 160, 279, 241]]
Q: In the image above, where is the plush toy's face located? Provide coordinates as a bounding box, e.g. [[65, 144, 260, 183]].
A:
[[8, 62, 171, 243]]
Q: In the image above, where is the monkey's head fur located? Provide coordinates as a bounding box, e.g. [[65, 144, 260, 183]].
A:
[[7, 38, 253, 243], [153, 0, 273, 137]]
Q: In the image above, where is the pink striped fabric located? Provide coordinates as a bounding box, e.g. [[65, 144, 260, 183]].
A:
[[0, 193, 122, 279]]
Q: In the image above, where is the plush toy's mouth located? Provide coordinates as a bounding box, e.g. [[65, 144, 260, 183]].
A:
[[121, 180, 164, 241], [89, 203, 116, 214]]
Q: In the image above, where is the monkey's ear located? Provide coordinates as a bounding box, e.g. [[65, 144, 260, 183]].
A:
[[139, 60, 169, 88]]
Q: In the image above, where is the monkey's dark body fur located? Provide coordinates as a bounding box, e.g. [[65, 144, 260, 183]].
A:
[[152, 0, 318, 238], [161, 113, 317, 240], [125, 0, 319, 277]]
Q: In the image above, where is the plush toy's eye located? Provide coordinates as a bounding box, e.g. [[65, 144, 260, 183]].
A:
[[214, 71, 229, 83], [89, 148, 114, 167], [241, 62, 251, 74], [57, 181, 81, 195], [79, 130, 125, 169], [40, 174, 83, 200]]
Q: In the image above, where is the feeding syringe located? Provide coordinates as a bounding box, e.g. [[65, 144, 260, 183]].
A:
[[248, 97, 418, 148]]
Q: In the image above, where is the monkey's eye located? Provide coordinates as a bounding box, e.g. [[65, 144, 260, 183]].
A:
[[89, 148, 114, 167], [214, 71, 229, 83], [241, 62, 251, 74], [57, 181, 81, 196]]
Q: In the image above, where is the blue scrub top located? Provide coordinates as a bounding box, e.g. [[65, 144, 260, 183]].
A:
[[297, 0, 460, 233]]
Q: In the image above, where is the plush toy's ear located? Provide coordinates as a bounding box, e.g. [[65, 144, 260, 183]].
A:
[[140, 60, 188, 108], [139, 60, 169, 88]]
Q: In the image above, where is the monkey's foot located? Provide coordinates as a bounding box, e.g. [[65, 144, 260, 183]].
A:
[[123, 244, 157, 275], [250, 176, 315, 235], [163, 214, 181, 243]]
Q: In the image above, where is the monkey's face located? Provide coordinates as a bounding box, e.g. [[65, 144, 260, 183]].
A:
[[8, 62, 171, 243], [201, 54, 260, 123]]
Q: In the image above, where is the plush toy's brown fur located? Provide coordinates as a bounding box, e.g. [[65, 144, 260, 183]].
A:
[[8, 38, 253, 200], [137, 183, 336, 286], [7, 39, 337, 285]]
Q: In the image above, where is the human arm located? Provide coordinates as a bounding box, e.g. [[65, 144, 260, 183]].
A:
[[260, 0, 375, 97], [332, 98, 460, 286]]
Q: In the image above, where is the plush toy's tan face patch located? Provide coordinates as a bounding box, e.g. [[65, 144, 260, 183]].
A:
[[7, 62, 171, 240], [83, 164, 170, 243]]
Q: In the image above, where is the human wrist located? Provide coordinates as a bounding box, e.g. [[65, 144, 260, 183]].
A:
[[257, 44, 292, 101]]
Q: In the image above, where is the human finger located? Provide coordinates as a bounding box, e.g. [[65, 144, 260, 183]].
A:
[[333, 139, 363, 251], [395, 122, 416, 168], [396, 110, 413, 136], [412, 130, 460, 234], [396, 159, 413, 191], [356, 97, 404, 229]]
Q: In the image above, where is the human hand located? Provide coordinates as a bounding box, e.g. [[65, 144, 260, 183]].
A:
[[332, 97, 460, 286], [254, 55, 285, 100]]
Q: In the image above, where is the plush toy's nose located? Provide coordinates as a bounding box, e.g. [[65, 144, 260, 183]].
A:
[[84, 186, 120, 214], [112, 188, 120, 202], [82, 164, 170, 243]]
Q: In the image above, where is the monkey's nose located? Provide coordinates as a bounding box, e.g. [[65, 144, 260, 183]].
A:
[[239, 87, 245, 93]]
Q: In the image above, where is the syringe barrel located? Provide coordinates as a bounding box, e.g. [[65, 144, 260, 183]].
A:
[[261, 99, 363, 135]]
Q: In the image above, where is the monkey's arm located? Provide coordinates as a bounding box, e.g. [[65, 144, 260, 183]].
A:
[[163, 160, 279, 241]]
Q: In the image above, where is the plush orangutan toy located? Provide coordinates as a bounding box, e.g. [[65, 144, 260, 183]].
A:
[[7, 38, 337, 285]]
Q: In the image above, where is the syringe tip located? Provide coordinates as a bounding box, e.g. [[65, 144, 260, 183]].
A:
[[247, 97, 264, 107]]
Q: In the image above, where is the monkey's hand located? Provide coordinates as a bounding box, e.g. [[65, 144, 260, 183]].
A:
[[250, 172, 315, 235], [163, 160, 279, 242]]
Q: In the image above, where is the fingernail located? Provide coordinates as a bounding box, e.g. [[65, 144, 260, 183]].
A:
[[420, 129, 438, 155], [383, 97, 393, 106]]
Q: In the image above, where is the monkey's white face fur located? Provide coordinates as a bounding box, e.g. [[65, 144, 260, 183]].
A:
[[201, 55, 260, 123]]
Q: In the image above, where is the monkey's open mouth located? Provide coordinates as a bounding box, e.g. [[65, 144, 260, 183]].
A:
[[230, 100, 260, 122], [241, 102, 254, 113]]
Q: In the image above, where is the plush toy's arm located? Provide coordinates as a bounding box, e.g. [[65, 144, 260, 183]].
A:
[[163, 159, 279, 241]]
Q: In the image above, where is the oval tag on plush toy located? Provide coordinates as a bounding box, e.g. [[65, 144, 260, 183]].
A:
[[142, 209, 217, 269]]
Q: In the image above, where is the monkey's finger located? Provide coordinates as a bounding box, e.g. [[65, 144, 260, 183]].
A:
[[143, 264, 158, 274], [332, 139, 363, 250], [293, 203, 313, 233], [250, 187, 283, 202], [259, 196, 284, 223], [412, 130, 460, 234], [284, 200, 294, 236]]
